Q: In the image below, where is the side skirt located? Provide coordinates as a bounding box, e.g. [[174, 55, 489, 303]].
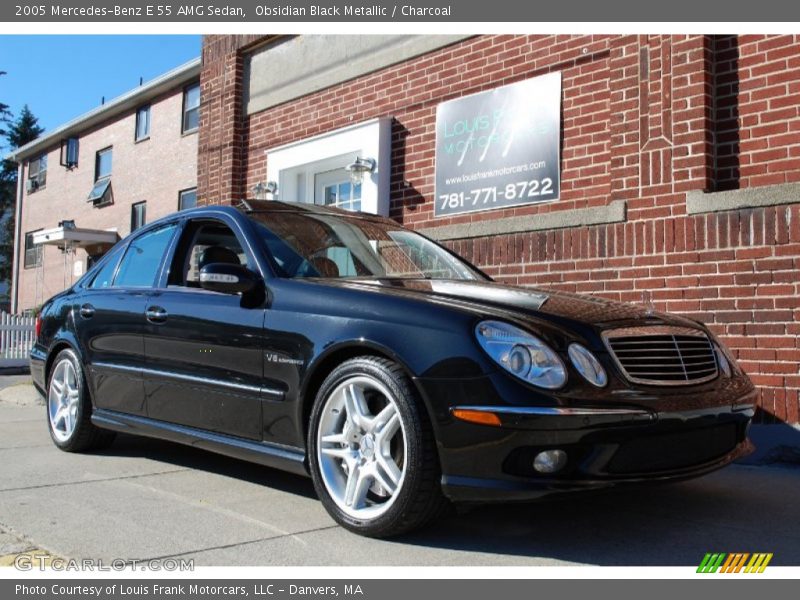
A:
[[92, 408, 309, 477]]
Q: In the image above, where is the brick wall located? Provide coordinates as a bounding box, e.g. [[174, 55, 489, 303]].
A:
[[197, 34, 272, 206], [199, 34, 800, 424]]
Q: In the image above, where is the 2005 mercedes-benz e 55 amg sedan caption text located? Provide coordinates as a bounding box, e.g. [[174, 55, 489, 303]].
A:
[[31, 201, 755, 537]]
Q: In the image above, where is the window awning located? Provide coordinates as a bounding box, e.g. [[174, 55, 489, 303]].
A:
[[32, 226, 119, 248]]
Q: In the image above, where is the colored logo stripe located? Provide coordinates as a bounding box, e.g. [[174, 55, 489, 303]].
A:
[[697, 553, 772, 573]]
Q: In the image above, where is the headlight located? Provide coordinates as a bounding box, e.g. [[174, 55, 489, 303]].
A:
[[715, 345, 732, 378], [568, 343, 608, 387], [475, 320, 566, 389], [709, 333, 739, 377]]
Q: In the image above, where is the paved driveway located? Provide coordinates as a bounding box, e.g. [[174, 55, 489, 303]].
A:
[[1, 390, 799, 566]]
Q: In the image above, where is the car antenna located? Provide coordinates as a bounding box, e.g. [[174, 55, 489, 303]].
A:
[[237, 199, 254, 212]]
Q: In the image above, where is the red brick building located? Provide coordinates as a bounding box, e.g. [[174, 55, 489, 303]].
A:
[[197, 34, 799, 424], [8, 59, 200, 313]]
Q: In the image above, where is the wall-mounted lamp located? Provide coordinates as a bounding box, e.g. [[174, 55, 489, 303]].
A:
[[345, 156, 376, 185], [252, 181, 278, 200]]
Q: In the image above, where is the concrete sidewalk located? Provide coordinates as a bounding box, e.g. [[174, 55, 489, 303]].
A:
[[1, 382, 799, 566]]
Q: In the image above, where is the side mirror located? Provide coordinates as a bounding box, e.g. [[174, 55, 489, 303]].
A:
[[199, 263, 259, 295]]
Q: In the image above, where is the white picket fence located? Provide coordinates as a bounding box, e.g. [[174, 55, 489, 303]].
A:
[[0, 312, 36, 368]]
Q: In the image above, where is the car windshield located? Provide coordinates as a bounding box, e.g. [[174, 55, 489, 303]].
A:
[[249, 209, 483, 281]]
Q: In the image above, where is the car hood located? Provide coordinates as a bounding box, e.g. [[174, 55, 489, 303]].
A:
[[312, 278, 701, 331]]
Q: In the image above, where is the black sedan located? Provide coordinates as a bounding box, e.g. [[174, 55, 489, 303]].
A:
[[31, 201, 756, 537]]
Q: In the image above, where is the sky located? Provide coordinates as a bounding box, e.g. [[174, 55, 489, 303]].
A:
[[0, 35, 201, 150]]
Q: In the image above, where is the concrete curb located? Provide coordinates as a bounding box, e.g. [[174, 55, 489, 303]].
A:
[[0, 366, 30, 376], [0, 382, 43, 407]]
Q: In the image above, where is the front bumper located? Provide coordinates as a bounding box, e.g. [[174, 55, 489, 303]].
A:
[[416, 373, 756, 503]]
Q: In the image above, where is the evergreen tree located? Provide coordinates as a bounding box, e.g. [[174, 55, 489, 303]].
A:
[[0, 72, 11, 133], [0, 95, 45, 285]]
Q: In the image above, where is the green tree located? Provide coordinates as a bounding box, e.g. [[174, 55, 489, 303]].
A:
[[0, 72, 11, 131], [0, 97, 45, 285]]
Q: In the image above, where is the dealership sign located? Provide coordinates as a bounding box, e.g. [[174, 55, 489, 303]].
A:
[[434, 72, 561, 217]]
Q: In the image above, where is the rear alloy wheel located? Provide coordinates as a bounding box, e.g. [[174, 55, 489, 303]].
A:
[[46, 349, 115, 452], [308, 357, 448, 537]]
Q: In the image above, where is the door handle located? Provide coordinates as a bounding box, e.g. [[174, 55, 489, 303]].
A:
[[79, 304, 95, 319], [145, 306, 168, 323]]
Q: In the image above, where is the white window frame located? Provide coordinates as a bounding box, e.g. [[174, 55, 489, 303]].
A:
[[265, 117, 392, 216], [179, 187, 198, 210], [315, 168, 363, 212], [182, 83, 200, 134]]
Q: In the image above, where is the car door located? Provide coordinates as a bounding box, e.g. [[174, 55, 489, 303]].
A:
[[76, 223, 178, 416], [142, 216, 267, 440]]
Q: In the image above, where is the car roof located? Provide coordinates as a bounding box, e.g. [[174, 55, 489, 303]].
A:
[[156, 200, 391, 223], [129, 200, 400, 245], [237, 199, 390, 221]]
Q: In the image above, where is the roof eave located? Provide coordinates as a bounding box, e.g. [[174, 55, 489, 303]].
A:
[[5, 56, 201, 163]]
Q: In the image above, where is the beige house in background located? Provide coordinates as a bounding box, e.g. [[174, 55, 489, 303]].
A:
[[6, 58, 200, 313]]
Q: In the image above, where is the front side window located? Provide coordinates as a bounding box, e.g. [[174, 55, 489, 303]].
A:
[[178, 187, 197, 210], [95, 147, 112, 181], [24, 230, 42, 268], [182, 83, 200, 133], [135, 105, 151, 141], [27, 154, 47, 191], [113, 224, 176, 288], [251, 211, 481, 281], [168, 221, 247, 288], [131, 201, 146, 232]]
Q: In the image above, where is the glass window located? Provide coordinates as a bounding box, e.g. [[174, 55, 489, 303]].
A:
[[131, 201, 146, 232], [113, 224, 176, 288], [250, 212, 481, 281], [60, 137, 79, 168], [168, 222, 247, 288], [87, 178, 112, 205], [88, 245, 125, 289], [27, 154, 47, 190], [322, 181, 361, 212], [182, 83, 200, 133], [179, 188, 197, 210], [23, 230, 42, 269], [95, 147, 112, 181], [135, 105, 151, 141], [315, 169, 362, 212]]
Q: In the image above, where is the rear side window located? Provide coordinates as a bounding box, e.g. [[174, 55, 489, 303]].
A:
[[113, 224, 177, 288], [88, 245, 125, 289]]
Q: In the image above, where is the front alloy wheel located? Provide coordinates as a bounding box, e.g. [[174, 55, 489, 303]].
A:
[[308, 356, 448, 537], [317, 375, 407, 520]]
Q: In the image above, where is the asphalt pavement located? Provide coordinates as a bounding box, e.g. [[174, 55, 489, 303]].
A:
[[1, 376, 799, 566]]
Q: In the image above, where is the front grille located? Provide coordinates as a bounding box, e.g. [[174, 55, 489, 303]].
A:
[[604, 326, 718, 385], [606, 423, 738, 474]]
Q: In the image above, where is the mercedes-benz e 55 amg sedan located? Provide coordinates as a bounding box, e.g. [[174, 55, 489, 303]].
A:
[[31, 201, 755, 537]]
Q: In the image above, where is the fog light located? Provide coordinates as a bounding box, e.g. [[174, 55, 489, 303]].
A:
[[533, 449, 568, 474]]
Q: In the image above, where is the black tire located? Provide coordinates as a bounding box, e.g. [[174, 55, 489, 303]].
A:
[[46, 348, 116, 452], [308, 356, 449, 537]]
